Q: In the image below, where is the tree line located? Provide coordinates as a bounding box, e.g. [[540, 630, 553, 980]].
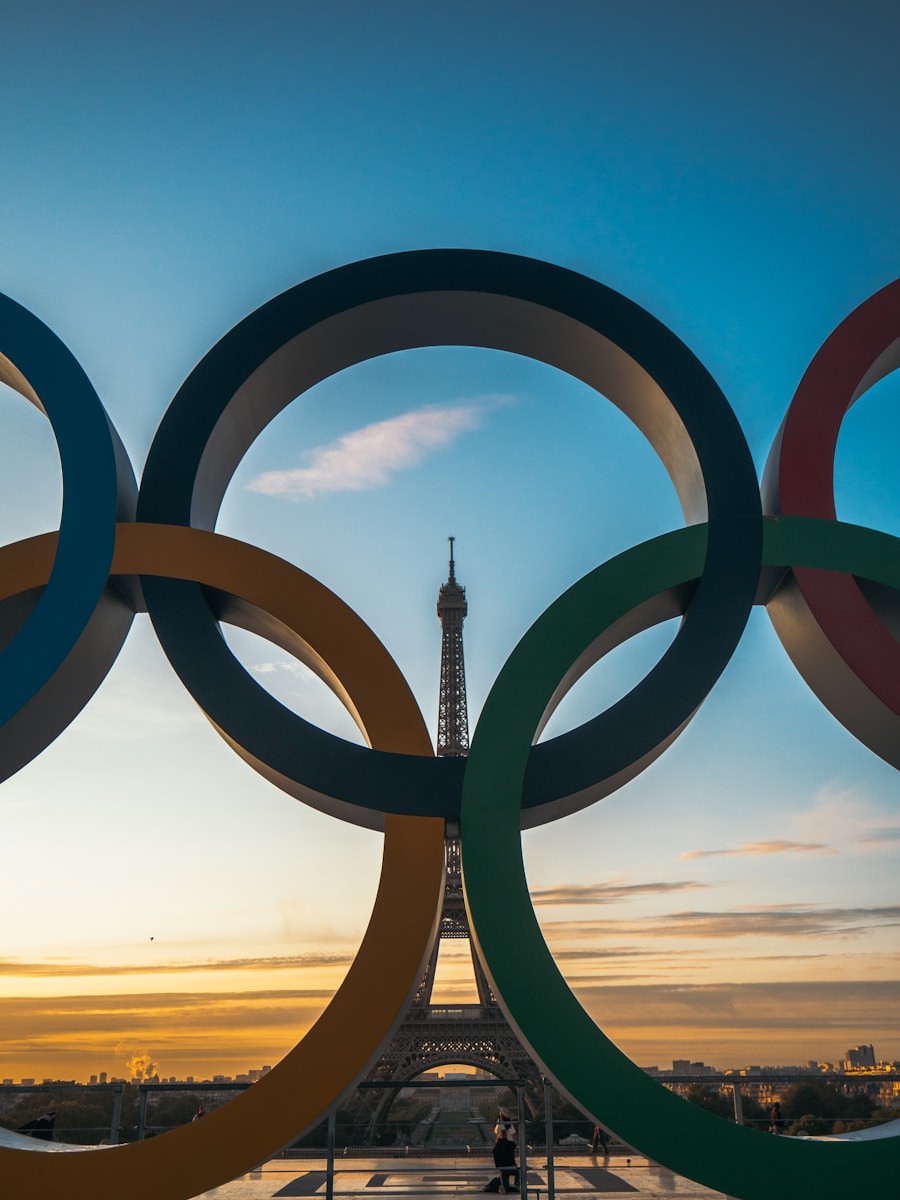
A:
[[684, 1080, 894, 1135]]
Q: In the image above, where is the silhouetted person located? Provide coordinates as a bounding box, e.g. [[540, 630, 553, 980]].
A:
[[192, 1104, 206, 1121], [591, 1124, 609, 1155], [494, 1108, 516, 1143], [18, 1110, 56, 1140], [769, 1102, 784, 1134], [493, 1127, 519, 1193]]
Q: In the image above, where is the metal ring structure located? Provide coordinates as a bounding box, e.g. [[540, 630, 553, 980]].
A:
[[0, 523, 445, 1199], [762, 278, 900, 768], [0, 293, 136, 778], [459, 515, 900, 1200], [2, 265, 900, 1200], [137, 249, 762, 830]]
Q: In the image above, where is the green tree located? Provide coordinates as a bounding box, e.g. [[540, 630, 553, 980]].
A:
[[0, 1090, 116, 1145], [786, 1113, 833, 1137], [143, 1094, 206, 1135], [781, 1081, 875, 1124], [684, 1084, 732, 1119]]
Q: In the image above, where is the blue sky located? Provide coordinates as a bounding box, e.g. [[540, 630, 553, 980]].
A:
[[1, 1, 899, 1081]]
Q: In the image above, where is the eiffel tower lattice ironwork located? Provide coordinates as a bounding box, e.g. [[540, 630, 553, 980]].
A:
[[359, 539, 544, 1135]]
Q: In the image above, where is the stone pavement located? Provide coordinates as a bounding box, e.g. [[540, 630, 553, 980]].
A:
[[191, 1154, 728, 1200]]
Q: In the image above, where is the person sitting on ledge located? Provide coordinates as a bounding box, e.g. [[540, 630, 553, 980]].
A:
[[17, 1110, 57, 1141]]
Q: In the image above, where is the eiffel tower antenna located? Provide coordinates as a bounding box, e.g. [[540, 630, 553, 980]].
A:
[[357, 540, 543, 1140], [436, 536, 469, 757]]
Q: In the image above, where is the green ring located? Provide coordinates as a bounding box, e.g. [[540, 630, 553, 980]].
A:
[[460, 516, 900, 1200]]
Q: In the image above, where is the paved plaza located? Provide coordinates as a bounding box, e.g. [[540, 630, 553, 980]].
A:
[[191, 1154, 729, 1200]]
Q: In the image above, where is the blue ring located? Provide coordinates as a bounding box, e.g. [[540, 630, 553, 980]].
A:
[[0, 294, 136, 776]]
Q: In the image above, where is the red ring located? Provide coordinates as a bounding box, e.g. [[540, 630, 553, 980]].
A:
[[764, 278, 900, 758]]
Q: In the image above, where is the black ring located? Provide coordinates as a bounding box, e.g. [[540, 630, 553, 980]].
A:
[[137, 250, 761, 829]]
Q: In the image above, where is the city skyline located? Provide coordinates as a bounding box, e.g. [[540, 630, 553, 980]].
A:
[[4, 1044, 895, 1090], [1, 1, 899, 1084]]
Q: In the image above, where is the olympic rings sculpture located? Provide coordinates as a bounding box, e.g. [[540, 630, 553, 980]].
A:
[[0, 251, 898, 1200]]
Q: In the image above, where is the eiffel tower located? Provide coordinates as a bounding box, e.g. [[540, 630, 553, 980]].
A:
[[359, 538, 544, 1137]]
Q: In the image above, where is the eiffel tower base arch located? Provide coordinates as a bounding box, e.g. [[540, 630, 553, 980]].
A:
[[350, 838, 546, 1143]]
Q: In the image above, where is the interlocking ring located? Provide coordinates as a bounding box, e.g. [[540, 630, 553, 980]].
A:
[[460, 516, 900, 1200], [0, 524, 445, 1198], [0, 257, 898, 1200], [0, 294, 135, 777], [763, 278, 900, 767], [136, 250, 762, 829]]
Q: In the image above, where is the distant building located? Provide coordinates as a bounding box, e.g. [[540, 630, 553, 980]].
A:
[[846, 1045, 876, 1069]]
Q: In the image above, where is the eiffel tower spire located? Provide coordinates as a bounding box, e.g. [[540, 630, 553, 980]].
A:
[[436, 536, 469, 757]]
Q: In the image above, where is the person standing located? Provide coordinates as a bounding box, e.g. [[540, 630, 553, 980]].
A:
[[591, 1124, 610, 1155], [494, 1108, 516, 1143]]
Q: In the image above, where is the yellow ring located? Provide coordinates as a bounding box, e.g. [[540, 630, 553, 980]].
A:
[[0, 524, 445, 1198]]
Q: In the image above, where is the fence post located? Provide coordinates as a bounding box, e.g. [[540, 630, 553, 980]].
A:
[[543, 1079, 555, 1200], [326, 1107, 336, 1200], [137, 1086, 148, 1141], [731, 1082, 744, 1126], [517, 1085, 528, 1200], [109, 1085, 123, 1145]]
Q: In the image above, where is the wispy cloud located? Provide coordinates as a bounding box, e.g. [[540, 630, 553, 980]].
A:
[[0, 952, 353, 978], [786, 785, 900, 853], [680, 840, 836, 860], [859, 826, 900, 847], [246, 396, 512, 499], [543, 903, 900, 941], [532, 881, 706, 906], [251, 660, 306, 677], [567, 978, 900, 1036], [0, 989, 334, 1078], [553, 947, 663, 961]]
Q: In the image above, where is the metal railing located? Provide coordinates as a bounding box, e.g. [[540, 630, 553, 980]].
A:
[[335, 1078, 536, 1200], [135, 1081, 250, 1140], [0, 1083, 125, 1144]]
